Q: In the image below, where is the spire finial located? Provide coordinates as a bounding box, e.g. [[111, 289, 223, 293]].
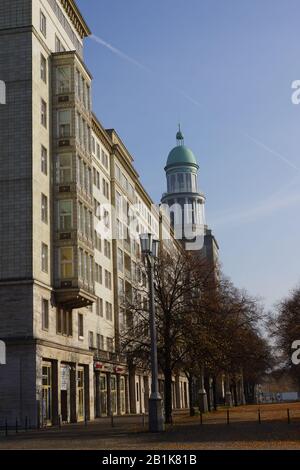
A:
[[176, 124, 184, 146]]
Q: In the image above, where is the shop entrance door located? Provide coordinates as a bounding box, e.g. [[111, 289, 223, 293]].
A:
[[60, 364, 70, 422], [42, 363, 52, 426], [77, 367, 85, 421]]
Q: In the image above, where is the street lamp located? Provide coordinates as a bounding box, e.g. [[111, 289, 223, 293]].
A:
[[140, 233, 165, 432]]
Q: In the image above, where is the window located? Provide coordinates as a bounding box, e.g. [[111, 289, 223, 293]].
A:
[[96, 298, 103, 317], [78, 248, 84, 279], [96, 143, 100, 160], [97, 334, 104, 350], [101, 150, 108, 169], [41, 146, 47, 175], [102, 179, 109, 199], [42, 299, 49, 331], [103, 209, 110, 229], [105, 270, 112, 290], [55, 35, 61, 53], [41, 243, 48, 273], [104, 240, 111, 259], [57, 308, 72, 336], [115, 165, 121, 181], [40, 54, 47, 83], [59, 200, 72, 230], [95, 231, 102, 252], [95, 264, 102, 284], [41, 99, 47, 128], [41, 193, 48, 223], [106, 302, 113, 321], [76, 70, 81, 98], [78, 313, 84, 338], [56, 154, 72, 183], [58, 109, 71, 137], [60, 247, 73, 278], [40, 10, 46, 37], [107, 337, 114, 352], [88, 331, 94, 349], [117, 248, 123, 272], [56, 66, 71, 93]]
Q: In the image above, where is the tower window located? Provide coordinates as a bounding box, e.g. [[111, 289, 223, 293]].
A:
[[40, 11, 47, 37]]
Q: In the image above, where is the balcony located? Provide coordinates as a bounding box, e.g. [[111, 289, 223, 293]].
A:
[[54, 278, 96, 309]]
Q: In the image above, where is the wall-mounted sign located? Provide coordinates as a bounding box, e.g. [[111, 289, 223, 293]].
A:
[[0, 340, 6, 365]]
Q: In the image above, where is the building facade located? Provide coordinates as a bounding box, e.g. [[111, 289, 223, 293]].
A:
[[0, 0, 189, 426]]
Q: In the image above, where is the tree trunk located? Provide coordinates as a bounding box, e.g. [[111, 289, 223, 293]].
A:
[[188, 374, 195, 416], [164, 368, 173, 424], [233, 380, 238, 406], [204, 376, 211, 412], [212, 376, 217, 411]]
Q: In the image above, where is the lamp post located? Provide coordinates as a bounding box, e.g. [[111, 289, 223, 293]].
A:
[[140, 233, 165, 432]]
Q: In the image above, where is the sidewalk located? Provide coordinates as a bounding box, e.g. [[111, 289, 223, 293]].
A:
[[0, 404, 300, 450]]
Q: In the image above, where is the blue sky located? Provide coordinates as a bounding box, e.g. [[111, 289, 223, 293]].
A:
[[77, 0, 300, 310]]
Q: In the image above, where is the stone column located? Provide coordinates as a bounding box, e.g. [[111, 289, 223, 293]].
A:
[[84, 365, 90, 421], [116, 374, 121, 415], [107, 372, 112, 416], [70, 363, 77, 423], [52, 360, 59, 425], [95, 370, 101, 418], [198, 367, 208, 413]]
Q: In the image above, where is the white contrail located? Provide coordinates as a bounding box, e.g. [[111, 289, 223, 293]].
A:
[[90, 34, 151, 73], [212, 185, 300, 228], [90, 34, 202, 108], [242, 131, 300, 171]]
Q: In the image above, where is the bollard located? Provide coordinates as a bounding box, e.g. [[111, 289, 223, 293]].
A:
[[258, 409, 261, 424], [25, 416, 28, 432], [200, 411, 203, 425], [287, 409, 291, 424], [58, 415, 62, 429], [85, 415, 88, 427], [226, 409, 230, 425], [111, 413, 114, 428], [5, 419, 8, 437]]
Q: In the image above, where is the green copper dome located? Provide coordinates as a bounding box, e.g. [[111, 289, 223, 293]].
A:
[[166, 145, 198, 167]]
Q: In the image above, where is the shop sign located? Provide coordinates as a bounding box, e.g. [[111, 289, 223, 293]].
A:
[[61, 365, 70, 391]]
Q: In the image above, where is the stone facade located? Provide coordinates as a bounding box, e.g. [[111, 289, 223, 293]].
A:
[[0, 0, 189, 427]]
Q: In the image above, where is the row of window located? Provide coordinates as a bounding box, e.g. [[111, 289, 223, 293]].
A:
[[41, 242, 112, 287], [92, 138, 109, 170], [41, 300, 113, 350], [76, 111, 92, 152], [88, 331, 114, 352], [115, 165, 135, 199], [93, 168, 110, 199], [95, 298, 113, 321], [93, 198, 110, 229]]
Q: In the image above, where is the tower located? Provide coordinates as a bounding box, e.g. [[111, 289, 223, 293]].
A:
[[161, 126, 206, 251]]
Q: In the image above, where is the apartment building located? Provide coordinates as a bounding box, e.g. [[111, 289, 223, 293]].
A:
[[0, 0, 189, 426]]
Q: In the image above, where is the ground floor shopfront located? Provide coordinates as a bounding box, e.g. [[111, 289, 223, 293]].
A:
[[0, 340, 190, 427]]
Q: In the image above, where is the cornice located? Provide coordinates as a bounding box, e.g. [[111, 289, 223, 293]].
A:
[[60, 0, 91, 39]]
